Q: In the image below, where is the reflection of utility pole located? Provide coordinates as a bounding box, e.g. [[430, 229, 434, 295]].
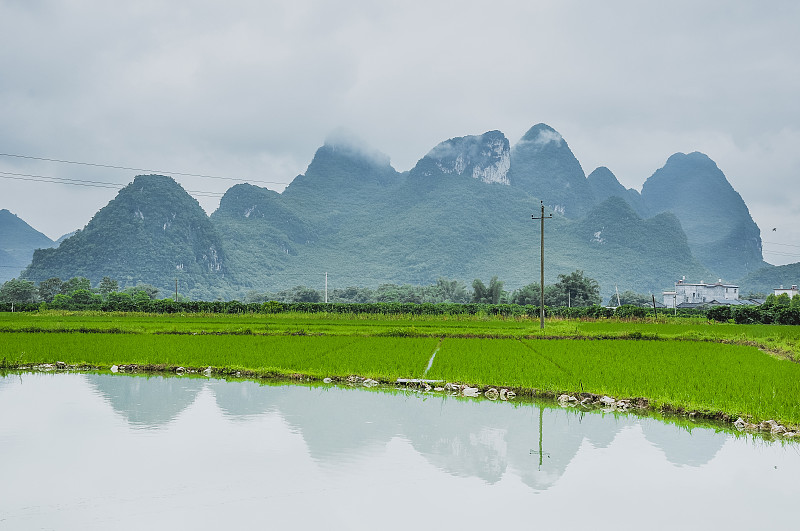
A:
[[529, 405, 550, 469], [538, 406, 544, 469], [532, 202, 552, 329], [325, 272, 328, 303]]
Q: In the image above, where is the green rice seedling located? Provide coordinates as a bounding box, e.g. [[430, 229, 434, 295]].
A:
[[428, 338, 800, 425], [0, 333, 439, 382]]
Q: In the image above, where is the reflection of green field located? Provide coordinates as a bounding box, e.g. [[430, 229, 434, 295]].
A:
[[3, 311, 800, 425]]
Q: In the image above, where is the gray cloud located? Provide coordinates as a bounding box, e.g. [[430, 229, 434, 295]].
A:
[[1, 0, 799, 264]]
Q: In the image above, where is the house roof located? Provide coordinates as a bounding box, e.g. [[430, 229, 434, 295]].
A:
[[675, 281, 738, 288]]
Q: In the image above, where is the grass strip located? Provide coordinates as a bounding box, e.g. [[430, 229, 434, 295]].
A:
[[1, 332, 439, 381]]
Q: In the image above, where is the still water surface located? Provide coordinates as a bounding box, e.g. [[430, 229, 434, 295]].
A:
[[1, 372, 797, 530]]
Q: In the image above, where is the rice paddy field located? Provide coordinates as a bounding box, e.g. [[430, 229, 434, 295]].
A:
[[2, 310, 800, 426]]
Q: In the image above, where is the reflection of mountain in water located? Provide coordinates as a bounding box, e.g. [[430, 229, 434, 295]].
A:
[[640, 419, 726, 467], [83, 373, 205, 428], [81, 373, 728, 488], [511, 407, 636, 490], [226, 382, 638, 491], [209, 378, 283, 418]]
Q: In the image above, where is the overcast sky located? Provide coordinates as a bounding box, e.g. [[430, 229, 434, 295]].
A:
[[2, 0, 799, 265]]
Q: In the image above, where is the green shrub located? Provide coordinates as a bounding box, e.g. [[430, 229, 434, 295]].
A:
[[706, 305, 732, 322]]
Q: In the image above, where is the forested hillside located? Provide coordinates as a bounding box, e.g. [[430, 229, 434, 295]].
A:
[[22, 175, 232, 300]]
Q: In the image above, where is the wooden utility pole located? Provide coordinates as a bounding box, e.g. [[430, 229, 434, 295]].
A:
[[532, 202, 552, 329]]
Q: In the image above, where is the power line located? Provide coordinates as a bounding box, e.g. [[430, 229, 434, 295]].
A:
[[762, 250, 800, 259], [1, 171, 121, 189], [763, 240, 800, 249], [0, 152, 291, 186], [0, 171, 224, 197]]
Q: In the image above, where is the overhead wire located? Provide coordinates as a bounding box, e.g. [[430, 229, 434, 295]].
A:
[[0, 152, 291, 186], [0, 171, 225, 197], [762, 240, 800, 249]]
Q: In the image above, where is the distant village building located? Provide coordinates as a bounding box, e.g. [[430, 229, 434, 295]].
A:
[[773, 285, 799, 298], [663, 278, 740, 309]]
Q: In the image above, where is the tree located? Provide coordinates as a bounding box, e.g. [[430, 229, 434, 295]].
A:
[[763, 292, 791, 312], [0, 278, 38, 304], [290, 286, 322, 303], [511, 282, 562, 306], [548, 270, 601, 307], [426, 278, 469, 303], [375, 284, 422, 303], [132, 290, 152, 308], [60, 276, 91, 295], [330, 286, 375, 303], [123, 284, 160, 300], [472, 276, 506, 304], [105, 291, 136, 311], [38, 277, 62, 303], [244, 290, 270, 304], [487, 277, 506, 304], [511, 283, 540, 306], [98, 276, 119, 298], [606, 290, 652, 307], [775, 293, 791, 307], [70, 289, 103, 310], [472, 279, 488, 303], [50, 293, 72, 309]]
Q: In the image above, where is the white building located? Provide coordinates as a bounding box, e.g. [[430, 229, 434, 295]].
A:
[[663, 278, 739, 308], [774, 285, 799, 298]]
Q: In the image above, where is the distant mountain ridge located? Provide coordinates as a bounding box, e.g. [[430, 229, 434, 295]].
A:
[[0, 209, 55, 282], [15, 123, 772, 299]]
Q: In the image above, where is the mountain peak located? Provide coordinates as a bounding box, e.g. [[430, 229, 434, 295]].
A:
[[664, 151, 718, 171], [641, 152, 763, 279], [322, 127, 392, 169], [587, 166, 621, 188], [413, 130, 511, 185], [519, 123, 564, 147], [510, 124, 591, 217]]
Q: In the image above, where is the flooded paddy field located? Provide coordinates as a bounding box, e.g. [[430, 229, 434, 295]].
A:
[[1, 371, 797, 530]]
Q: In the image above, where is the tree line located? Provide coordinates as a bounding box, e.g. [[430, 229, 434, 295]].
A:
[[0, 269, 679, 311], [243, 270, 604, 306], [0, 276, 162, 309], [0, 270, 607, 311]]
